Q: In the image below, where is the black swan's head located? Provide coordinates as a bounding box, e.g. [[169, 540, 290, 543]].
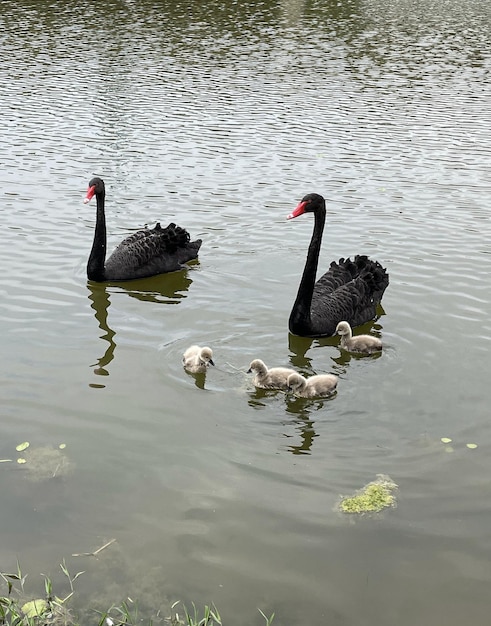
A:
[[84, 177, 105, 204], [287, 193, 325, 220]]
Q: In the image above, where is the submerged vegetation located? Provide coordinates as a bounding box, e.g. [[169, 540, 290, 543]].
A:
[[0, 562, 275, 626], [1, 441, 72, 482]]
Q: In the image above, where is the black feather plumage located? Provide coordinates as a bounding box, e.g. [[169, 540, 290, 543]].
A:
[[85, 178, 201, 282], [288, 193, 389, 338]]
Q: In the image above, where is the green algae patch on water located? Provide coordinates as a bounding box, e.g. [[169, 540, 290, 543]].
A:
[[338, 474, 398, 515]]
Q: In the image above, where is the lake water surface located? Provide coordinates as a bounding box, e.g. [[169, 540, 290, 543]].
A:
[[1, 0, 491, 624]]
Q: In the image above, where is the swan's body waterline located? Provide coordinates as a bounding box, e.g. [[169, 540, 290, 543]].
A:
[[247, 359, 297, 390], [183, 345, 215, 373], [84, 177, 202, 282], [288, 193, 389, 338], [287, 372, 338, 398], [336, 320, 383, 354]]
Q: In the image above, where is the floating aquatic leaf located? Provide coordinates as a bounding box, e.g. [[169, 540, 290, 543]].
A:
[[0, 459, 13, 463], [17, 458, 27, 464], [59, 443, 66, 449], [440, 437, 452, 444], [22, 599, 48, 618], [466, 443, 478, 449], [16, 442, 30, 452]]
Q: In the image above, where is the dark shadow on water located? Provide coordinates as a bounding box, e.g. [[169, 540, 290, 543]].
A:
[[87, 270, 194, 384], [246, 387, 288, 408], [283, 313, 385, 453], [287, 333, 338, 366], [184, 370, 208, 390], [283, 391, 338, 455], [247, 386, 339, 456], [107, 269, 194, 305], [331, 346, 383, 367], [88, 283, 116, 381]]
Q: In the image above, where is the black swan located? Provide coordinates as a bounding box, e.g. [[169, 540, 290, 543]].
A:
[[84, 177, 202, 282], [287, 193, 389, 338], [336, 320, 383, 354]]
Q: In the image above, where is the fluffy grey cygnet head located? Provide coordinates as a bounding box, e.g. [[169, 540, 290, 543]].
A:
[[198, 347, 214, 365], [335, 320, 382, 354], [247, 359, 268, 376], [287, 372, 305, 391], [335, 321, 352, 337]]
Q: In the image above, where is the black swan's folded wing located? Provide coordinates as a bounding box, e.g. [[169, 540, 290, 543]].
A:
[[105, 223, 202, 280]]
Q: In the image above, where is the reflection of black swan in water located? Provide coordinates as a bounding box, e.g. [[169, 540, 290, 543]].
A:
[[287, 193, 389, 338], [84, 177, 202, 282]]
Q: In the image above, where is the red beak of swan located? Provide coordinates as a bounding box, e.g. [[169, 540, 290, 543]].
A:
[[287, 200, 308, 220], [83, 184, 97, 204]]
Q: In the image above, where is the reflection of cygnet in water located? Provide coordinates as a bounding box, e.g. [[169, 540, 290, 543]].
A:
[[336, 321, 382, 354], [287, 372, 338, 398], [182, 345, 215, 373], [247, 359, 297, 391]]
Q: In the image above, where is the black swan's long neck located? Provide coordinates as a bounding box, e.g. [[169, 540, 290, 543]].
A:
[[87, 191, 107, 281], [290, 204, 326, 330]]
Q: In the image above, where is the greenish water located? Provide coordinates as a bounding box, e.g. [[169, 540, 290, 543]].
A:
[[1, 0, 490, 624]]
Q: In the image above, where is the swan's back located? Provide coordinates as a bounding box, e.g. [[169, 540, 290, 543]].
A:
[[105, 222, 202, 281], [183, 345, 201, 362], [292, 255, 388, 337], [288, 372, 338, 398], [305, 374, 338, 396], [347, 335, 382, 354]]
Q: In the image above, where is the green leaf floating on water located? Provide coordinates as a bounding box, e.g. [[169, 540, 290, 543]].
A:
[[440, 437, 452, 444], [16, 442, 30, 452], [466, 443, 478, 449], [0, 459, 13, 463], [22, 599, 48, 618], [59, 443, 66, 449]]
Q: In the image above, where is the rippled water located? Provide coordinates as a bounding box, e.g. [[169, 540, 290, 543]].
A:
[[1, 0, 491, 624]]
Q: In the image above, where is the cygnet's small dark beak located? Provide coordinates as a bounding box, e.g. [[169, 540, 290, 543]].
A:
[[209, 359, 215, 367], [247, 368, 252, 373]]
